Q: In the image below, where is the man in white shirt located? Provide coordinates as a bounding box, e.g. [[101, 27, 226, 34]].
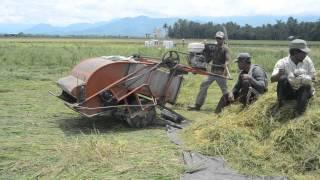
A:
[[271, 39, 316, 115]]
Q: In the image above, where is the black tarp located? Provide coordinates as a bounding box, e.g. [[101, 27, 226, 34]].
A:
[[166, 121, 288, 180]]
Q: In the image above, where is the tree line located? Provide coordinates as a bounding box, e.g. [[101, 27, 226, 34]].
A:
[[165, 17, 320, 41]]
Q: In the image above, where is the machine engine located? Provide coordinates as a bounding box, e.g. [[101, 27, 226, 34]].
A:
[[187, 43, 217, 71], [187, 43, 206, 70]]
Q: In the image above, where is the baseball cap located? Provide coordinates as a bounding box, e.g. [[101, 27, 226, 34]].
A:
[[215, 31, 224, 39], [289, 39, 310, 53], [234, 53, 251, 63]]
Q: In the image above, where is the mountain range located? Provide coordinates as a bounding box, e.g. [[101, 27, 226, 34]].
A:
[[0, 15, 318, 37]]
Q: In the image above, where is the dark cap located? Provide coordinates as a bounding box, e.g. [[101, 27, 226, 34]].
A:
[[234, 53, 251, 63]]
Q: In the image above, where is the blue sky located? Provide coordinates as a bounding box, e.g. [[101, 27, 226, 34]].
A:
[[1, 0, 319, 26]]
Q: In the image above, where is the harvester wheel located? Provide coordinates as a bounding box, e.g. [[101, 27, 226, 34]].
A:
[[161, 51, 180, 69], [125, 107, 156, 128]]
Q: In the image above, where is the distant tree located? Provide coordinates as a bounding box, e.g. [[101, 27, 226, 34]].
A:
[[287, 17, 299, 37], [163, 23, 168, 39], [153, 27, 162, 39], [309, 19, 320, 40], [17, 32, 25, 37], [167, 17, 320, 40], [274, 20, 288, 39]]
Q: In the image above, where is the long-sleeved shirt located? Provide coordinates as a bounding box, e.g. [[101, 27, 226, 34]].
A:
[[233, 64, 268, 94]]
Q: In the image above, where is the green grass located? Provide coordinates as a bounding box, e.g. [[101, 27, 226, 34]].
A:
[[0, 38, 183, 179], [0, 37, 319, 179], [177, 45, 320, 179], [0, 80, 183, 179]]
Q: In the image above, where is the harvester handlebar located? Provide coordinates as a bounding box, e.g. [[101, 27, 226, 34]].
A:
[[160, 50, 232, 80], [175, 64, 233, 80]]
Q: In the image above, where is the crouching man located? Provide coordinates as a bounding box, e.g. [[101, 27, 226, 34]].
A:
[[271, 39, 316, 115], [215, 53, 268, 113]]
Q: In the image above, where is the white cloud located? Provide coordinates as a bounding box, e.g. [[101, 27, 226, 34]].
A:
[[0, 0, 319, 25]]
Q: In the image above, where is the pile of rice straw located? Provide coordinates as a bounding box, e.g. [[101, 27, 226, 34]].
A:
[[182, 80, 320, 179]]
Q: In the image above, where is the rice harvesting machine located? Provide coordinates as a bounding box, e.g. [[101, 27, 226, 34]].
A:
[[51, 48, 231, 128]]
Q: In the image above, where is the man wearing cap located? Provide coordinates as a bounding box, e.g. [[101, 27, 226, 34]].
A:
[[188, 31, 230, 111], [271, 39, 316, 115], [215, 53, 268, 113]]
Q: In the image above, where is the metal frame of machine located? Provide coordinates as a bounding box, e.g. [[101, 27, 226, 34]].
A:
[[51, 50, 232, 128]]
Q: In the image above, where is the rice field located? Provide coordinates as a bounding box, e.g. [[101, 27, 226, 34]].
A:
[[0, 37, 319, 179]]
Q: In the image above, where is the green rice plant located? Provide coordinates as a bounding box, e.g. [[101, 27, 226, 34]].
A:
[[1, 37, 320, 179]]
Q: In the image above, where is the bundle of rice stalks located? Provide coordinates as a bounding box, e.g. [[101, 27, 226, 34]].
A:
[[182, 81, 320, 179]]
